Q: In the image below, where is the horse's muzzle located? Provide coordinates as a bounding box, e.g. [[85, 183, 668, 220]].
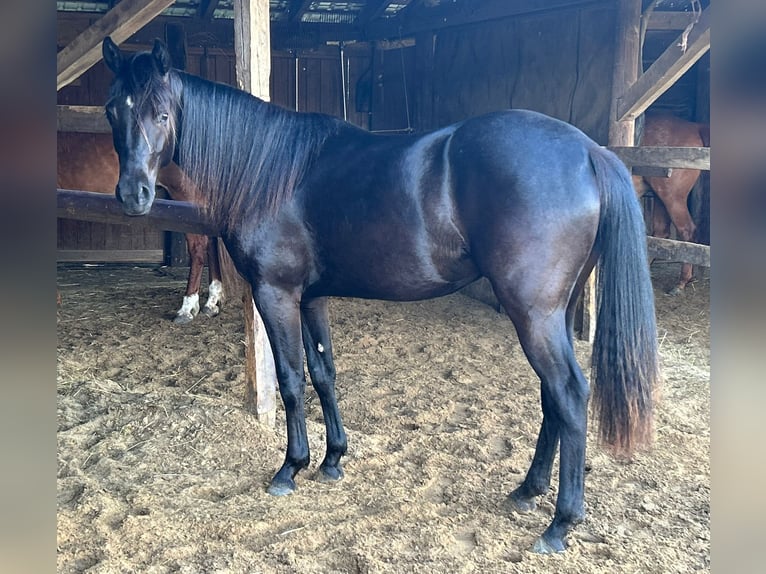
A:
[[116, 182, 155, 216]]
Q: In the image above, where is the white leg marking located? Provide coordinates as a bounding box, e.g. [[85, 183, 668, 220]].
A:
[[175, 293, 199, 323], [202, 279, 224, 316]]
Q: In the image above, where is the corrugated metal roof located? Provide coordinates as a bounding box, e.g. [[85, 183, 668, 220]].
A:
[[56, 0, 414, 21], [56, 1, 709, 26]]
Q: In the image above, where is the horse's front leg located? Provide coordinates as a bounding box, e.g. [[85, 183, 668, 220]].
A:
[[174, 233, 205, 324], [253, 283, 310, 496], [301, 297, 347, 482]]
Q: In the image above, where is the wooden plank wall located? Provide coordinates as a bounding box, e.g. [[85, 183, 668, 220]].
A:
[[418, 3, 617, 144], [370, 46, 417, 133]]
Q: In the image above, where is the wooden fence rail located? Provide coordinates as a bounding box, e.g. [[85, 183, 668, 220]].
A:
[[57, 189, 217, 236]]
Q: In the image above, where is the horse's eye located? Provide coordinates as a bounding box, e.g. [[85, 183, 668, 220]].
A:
[[158, 112, 169, 124]]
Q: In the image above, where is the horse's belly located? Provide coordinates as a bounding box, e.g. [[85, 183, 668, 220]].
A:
[[306, 246, 479, 302]]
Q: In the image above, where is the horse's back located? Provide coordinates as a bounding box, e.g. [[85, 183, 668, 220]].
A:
[[449, 110, 601, 206], [448, 110, 602, 242]]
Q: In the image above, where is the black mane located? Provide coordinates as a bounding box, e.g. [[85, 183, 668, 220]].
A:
[[173, 72, 339, 229]]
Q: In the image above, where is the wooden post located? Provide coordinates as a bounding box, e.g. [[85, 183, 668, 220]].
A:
[[164, 22, 190, 267], [232, 0, 278, 426], [692, 51, 710, 247], [609, 0, 642, 146], [577, 0, 642, 342]]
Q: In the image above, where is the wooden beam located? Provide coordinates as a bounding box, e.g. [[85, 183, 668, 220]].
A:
[[609, 0, 641, 146], [57, 105, 110, 134], [234, 0, 278, 427], [57, 0, 176, 90], [234, 0, 272, 99], [632, 165, 672, 178], [58, 11, 363, 54], [198, 0, 222, 21], [647, 236, 709, 267], [609, 146, 710, 170], [589, 0, 642, 344], [57, 249, 164, 263], [617, 6, 710, 121], [646, 10, 698, 30], [288, 0, 314, 23], [164, 22, 189, 267], [57, 189, 217, 236]]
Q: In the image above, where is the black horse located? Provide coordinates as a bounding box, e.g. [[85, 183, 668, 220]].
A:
[[102, 37, 659, 553]]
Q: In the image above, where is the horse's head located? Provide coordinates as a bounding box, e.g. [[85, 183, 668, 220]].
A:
[[102, 37, 180, 215]]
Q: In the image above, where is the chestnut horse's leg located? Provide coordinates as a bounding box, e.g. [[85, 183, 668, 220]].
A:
[[650, 197, 672, 240], [647, 171, 699, 294], [300, 297, 347, 482], [174, 233, 206, 324], [201, 236, 224, 317]]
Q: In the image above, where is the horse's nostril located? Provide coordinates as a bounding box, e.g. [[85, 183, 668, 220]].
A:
[[139, 185, 152, 203]]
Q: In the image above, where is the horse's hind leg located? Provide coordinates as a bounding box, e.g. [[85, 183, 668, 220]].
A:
[[506, 307, 589, 553], [651, 174, 699, 294], [507, 386, 560, 513], [201, 236, 224, 317], [508, 251, 598, 517], [301, 297, 347, 482]]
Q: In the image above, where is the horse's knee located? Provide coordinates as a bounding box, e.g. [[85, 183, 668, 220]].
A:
[[278, 378, 306, 411]]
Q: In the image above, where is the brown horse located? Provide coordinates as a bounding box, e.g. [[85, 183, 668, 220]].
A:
[[633, 113, 710, 294], [57, 131, 224, 323]]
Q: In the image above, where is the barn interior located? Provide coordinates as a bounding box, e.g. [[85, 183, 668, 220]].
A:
[[57, 0, 710, 264], [56, 3, 711, 571]]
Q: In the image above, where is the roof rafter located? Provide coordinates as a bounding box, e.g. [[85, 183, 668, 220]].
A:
[[57, 0, 176, 91], [618, 6, 710, 120]]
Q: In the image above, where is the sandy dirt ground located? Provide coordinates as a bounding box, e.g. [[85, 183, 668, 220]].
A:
[[57, 262, 709, 573]]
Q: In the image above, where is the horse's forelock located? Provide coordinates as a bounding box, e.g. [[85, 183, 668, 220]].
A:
[[110, 52, 181, 157]]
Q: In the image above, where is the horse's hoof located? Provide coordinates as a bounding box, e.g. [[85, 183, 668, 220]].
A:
[[316, 464, 344, 484], [666, 284, 686, 296], [508, 489, 537, 513], [267, 478, 296, 496], [201, 305, 220, 318], [532, 535, 565, 554], [173, 312, 194, 324]]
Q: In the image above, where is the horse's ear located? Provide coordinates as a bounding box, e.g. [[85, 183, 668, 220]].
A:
[[102, 36, 123, 74], [152, 39, 172, 76]]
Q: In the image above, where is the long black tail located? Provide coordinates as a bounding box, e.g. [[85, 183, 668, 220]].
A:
[[589, 147, 660, 457]]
